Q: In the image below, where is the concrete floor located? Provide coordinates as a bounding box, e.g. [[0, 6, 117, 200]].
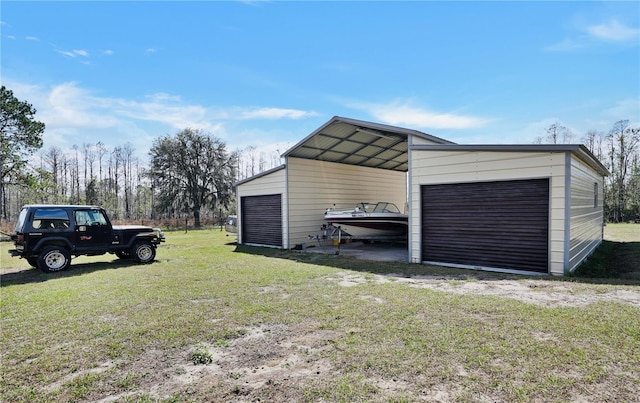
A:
[[303, 240, 409, 262]]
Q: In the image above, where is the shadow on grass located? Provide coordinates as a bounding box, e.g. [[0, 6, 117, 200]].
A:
[[234, 242, 640, 287], [570, 240, 640, 281], [0, 259, 160, 287]]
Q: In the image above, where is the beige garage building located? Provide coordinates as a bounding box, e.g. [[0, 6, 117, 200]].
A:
[[235, 116, 609, 276]]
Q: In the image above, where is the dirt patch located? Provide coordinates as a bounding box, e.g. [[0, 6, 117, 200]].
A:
[[396, 276, 640, 308], [84, 322, 341, 402], [325, 271, 640, 308]]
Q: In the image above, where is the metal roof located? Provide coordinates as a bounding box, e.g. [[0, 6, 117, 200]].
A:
[[283, 116, 454, 172]]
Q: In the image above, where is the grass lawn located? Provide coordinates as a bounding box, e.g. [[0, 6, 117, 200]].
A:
[[1, 224, 638, 402]]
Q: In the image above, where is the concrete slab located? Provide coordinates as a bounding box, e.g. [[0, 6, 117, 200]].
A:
[[303, 241, 408, 262]]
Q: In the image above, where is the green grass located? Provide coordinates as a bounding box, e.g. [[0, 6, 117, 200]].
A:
[[1, 225, 638, 402], [572, 223, 640, 279]]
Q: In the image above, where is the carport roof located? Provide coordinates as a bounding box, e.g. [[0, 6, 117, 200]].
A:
[[283, 116, 454, 172]]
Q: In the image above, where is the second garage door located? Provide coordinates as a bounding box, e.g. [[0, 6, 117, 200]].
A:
[[421, 178, 549, 273], [241, 194, 283, 247]]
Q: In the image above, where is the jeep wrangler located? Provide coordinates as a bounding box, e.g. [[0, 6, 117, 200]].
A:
[[8, 205, 165, 273]]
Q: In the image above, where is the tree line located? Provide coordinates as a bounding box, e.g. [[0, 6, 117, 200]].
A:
[[535, 120, 640, 223], [1, 86, 283, 228], [2, 85, 639, 227]]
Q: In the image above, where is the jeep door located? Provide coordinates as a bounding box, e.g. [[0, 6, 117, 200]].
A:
[[74, 209, 111, 251]]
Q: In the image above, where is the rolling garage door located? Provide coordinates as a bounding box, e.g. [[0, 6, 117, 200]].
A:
[[421, 178, 549, 273], [241, 194, 283, 247]]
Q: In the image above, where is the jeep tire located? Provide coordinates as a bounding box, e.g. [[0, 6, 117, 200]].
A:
[[38, 246, 71, 273], [132, 241, 155, 263]]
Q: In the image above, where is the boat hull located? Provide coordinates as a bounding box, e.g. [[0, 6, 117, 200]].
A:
[[324, 215, 408, 238]]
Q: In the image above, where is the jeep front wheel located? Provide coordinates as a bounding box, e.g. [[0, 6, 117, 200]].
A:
[[38, 246, 71, 273], [132, 242, 156, 263]]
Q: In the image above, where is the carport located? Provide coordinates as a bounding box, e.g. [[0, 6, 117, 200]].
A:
[[235, 117, 608, 276], [236, 116, 452, 250]]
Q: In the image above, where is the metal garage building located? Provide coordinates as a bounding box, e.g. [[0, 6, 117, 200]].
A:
[[235, 116, 609, 276]]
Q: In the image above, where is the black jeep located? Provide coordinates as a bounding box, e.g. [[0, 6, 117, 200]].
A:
[[8, 205, 165, 273]]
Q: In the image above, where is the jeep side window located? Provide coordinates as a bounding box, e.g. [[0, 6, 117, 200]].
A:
[[32, 208, 70, 230], [88, 210, 108, 225], [75, 210, 108, 226], [15, 208, 28, 232]]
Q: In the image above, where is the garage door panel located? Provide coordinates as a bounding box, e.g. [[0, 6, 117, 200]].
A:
[[241, 194, 282, 247], [422, 179, 549, 273]]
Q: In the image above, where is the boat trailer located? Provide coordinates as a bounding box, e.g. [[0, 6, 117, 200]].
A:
[[308, 224, 406, 255]]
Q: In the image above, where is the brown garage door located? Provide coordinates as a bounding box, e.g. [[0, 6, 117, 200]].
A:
[[241, 194, 282, 247], [421, 178, 549, 273]]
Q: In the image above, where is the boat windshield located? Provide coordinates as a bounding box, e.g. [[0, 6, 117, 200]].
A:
[[372, 202, 401, 214]]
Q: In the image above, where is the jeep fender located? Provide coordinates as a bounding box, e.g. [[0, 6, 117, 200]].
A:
[[32, 237, 73, 254], [126, 232, 161, 248]]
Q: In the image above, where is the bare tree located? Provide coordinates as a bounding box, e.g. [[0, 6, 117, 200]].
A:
[[544, 122, 573, 144], [605, 120, 640, 222]]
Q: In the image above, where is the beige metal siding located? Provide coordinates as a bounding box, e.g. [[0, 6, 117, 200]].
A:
[[287, 157, 407, 247], [410, 150, 567, 275], [568, 155, 605, 272], [236, 169, 288, 247]]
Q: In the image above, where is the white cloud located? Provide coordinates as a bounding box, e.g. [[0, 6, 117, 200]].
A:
[[544, 37, 587, 52], [546, 19, 639, 52], [56, 49, 90, 58], [115, 99, 219, 132], [56, 50, 76, 58], [347, 99, 490, 130], [603, 98, 640, 124], [238, 107, 318, 120], [3, 80, 319, 160], [587, 20, 639, 42], [43, 82, 120, 128]]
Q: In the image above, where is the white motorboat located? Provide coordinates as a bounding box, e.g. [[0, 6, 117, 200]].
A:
[[323, 202, 408, 239]]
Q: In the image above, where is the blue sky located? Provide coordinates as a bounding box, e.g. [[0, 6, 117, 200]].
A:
[[2, 1, 639, 163]]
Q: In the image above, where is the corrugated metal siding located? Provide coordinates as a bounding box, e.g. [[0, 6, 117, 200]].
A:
[[236, 168, 287, 248], [409, 149, 567, 274], [241, 194, 283, 247], [568, 155, 605, 272], [421, 179, 549, 273], [287, 157, 407, 247]]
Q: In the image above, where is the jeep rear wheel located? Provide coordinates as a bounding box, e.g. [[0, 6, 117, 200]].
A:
[[26, 257, 39, 268], [38, 246, 71, 273], [132, 241, 156, 263]]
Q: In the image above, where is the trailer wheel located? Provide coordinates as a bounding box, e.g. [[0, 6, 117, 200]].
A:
[[38, 246, 71, 273], [132, 241, 156, 263]]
